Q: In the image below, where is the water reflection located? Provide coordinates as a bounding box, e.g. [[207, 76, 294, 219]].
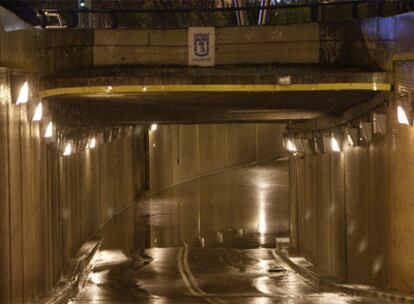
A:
[[138, 159, 289, 249], [91, 159, 289, 257]]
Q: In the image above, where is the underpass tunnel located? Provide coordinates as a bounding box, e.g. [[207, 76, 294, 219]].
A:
[[1, 2, 414, 303]]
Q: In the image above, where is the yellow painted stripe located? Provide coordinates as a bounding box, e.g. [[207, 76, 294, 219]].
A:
[[393, 53, 414, 62], [40, 83, 391, 98]]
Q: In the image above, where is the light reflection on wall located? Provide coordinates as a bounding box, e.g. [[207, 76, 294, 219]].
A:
[[258, 190, 267, 243]]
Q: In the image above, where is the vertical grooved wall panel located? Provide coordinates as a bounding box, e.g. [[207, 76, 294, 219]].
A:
[[317, 153, 331, 274], [368, 131, 390, 287], [21, 106, 34, 303], [0, 71, 10, 303], [391, 61, 414, 292], [304, 155, 318, 265], [296, 158, 306, 255], [150, 123, 286, 192], [289, 156, 298, 251], [330, 153, 346, 281], [292, 121, 390, 287], [344, 145, 370, 284], [8, 101, 23, 304]]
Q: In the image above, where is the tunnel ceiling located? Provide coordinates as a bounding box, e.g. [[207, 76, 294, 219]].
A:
[[40, 65, 391, 128]]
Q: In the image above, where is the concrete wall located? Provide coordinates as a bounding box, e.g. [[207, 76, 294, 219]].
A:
[[37, 24, 320, 75], [291, 141, 382, 286], [0, 68, 146, 303], [33, 11, 414, 77], [0, 6, 36, 71], [289, 60, 414, 293], [149, 123, 286, 192]]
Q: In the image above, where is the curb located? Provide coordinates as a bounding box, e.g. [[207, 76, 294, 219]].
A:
[[276, 248, 414, 304], [275, 248, 321, 288], [42, 239, 102, 304]]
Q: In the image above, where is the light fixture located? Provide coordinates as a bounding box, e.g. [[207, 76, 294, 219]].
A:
[[316, 136, 325, 153], [32, 102, 43, 121], [300, 138, 311, 153], [293, 138, 304, 153], [286, 138, 297, 152], [331, 134, 341, 152], [373, 113, 387, 135], [359, 122, 373, 143], [126, 126, 133, 137], [63, 143, 72, 156], [104, 130, 112, 143], [88, 137, 96, 149], [16, 81, 29, 105], [113, 128, 121, 141], [397, 106, 410, 125], [150, 124, 158, 132], [44, 121, 53, 138], [396, 91, 412, 125], [345, 127, 359, 147], [308, 138, 318, 154], [323, 135, 332, 152], [96, 133, 104, 145]]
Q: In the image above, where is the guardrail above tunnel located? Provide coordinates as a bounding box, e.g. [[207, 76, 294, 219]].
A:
[[7, 0, 414, 29]]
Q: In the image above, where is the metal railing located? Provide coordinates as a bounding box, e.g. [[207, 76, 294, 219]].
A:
[[3, 0, 414, 29]]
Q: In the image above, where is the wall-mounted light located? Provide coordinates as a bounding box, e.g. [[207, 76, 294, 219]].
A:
[[323, 135, 332, 152], [113, 128, 122, 141], [16, 81, 29, 105], [96, 133, 104, 145], [316, 136, 325, 153], [331, 134, 342, 152], [308, 138, 318, 154], [359, 122, 373, 143], [396, 91, 412, 125], [90, 137, 96, 149], [293, 138, 304, 153], [397, 106, 409, 125], [104, 130, 112, 143], [44, 121, 54, 138], [32, 102, 43, 121], [345, 127, 359, 147], [286, 138, 297, 152], [63, 143, 72, 156], [86, 137, 96, 150], [150, 124, 158, 132], [373, 113, 387, 135], [126, 126, 133, 137], [300, 138, 312, 153]]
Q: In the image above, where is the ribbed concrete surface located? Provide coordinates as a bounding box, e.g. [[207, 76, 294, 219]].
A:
[[0, 67, 147, 303], [149, 124, 286, 193]]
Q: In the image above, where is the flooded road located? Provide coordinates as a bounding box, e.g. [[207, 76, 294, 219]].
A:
[[70, 159, 387, 303]]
